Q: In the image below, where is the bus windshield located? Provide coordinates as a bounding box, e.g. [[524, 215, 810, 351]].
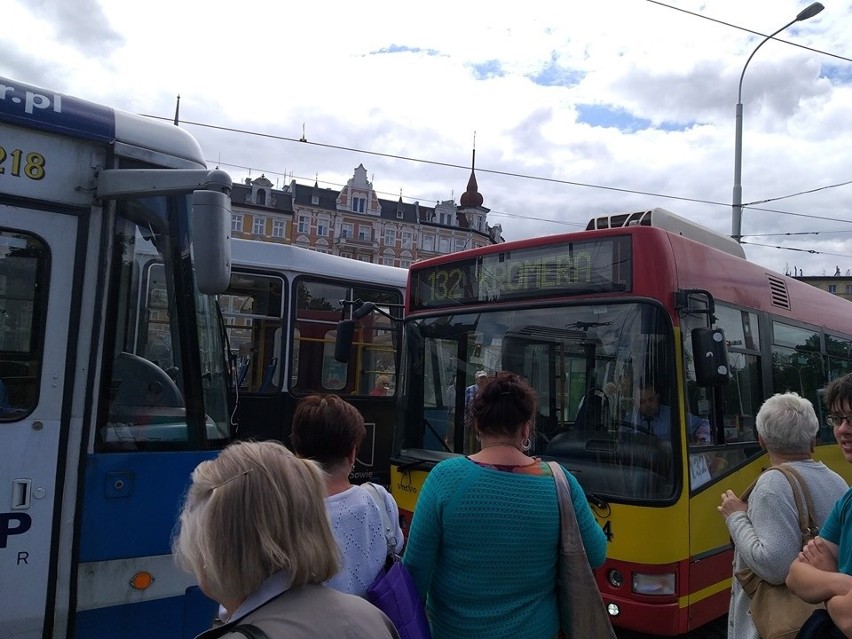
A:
[[398, 301, 684, 501], [97, 195, 229, 450]]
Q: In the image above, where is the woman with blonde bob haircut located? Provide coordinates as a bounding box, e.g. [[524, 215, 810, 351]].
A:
[[173, 440, 400, 639]]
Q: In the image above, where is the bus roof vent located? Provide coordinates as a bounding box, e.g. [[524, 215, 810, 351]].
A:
[[767, 274, 791, 310], [586, 208, 746, 259]]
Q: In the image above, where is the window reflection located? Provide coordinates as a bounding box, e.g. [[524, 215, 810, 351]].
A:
[[0, 231, 46, 421]]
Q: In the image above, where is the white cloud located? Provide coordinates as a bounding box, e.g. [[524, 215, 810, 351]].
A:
[[4, 0, 852, 276]]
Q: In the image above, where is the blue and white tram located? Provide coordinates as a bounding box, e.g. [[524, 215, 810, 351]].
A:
[[0, 76, 232, 638]]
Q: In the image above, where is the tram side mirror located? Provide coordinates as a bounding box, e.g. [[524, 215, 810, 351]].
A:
[[692, 327, 730, 386], [191, 189, 232, 294], [335, 320, 356, 363]]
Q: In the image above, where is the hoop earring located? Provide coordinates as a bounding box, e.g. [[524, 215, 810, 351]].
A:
[[521, 437, 532, 452]]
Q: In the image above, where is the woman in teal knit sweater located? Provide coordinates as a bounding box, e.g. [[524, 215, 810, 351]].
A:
[[402, 371, 607, 639]]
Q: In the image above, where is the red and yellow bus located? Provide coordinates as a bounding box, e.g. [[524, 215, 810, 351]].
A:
[[390, 208, 852, 636]]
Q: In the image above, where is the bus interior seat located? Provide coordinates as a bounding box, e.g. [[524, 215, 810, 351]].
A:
[[535, 412, 558, 439], [237, 359, 250, 387], [259, 357, 278, 392]]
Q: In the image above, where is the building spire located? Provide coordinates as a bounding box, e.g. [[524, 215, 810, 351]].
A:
[[459, 135, 483, 208]]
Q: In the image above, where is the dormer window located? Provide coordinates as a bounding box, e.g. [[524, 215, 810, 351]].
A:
[[256, 189, 267, 205], [311, 195, 320, 205], [352, 197, 366, 213]]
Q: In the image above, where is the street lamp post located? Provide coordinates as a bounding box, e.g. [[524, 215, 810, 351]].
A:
[[731, 2, 824, 243]]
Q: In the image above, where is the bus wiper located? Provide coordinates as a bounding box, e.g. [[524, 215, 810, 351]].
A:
[[397, 458, 434, 471], [424, 417, 452, 453], [568, 320, 613, 331], [587, 492, 611, 517], [587, 492, 609, 509]]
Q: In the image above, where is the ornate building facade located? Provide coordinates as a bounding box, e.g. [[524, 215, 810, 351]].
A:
[[228, 157, 502, 265]]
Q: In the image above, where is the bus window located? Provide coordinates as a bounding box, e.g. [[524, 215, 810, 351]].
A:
[[221, 272, 284, 393], [353, 285, 400, 395], [682, 304, 759, 486], [772, 321, 826, 440], [293, 278, 402, 396], [0, 231, 46, 420], [771, 322, 823, 400], [322, 328, 347, 391], [826, 334, 852, 382], [715, 305, 762, 446], [293, 279, 348, 392]]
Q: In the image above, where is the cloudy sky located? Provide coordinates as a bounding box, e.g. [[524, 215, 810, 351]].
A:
[[5, 0, 852, 277]]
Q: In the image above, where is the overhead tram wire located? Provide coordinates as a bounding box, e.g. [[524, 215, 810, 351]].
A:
[[142, 113, 852, 229], [643, 1, 852, 255], [215, 149, 852, 231], [645, 0, 852, 64], [140, 116, 852, 258], [143, 4, 852, 248], [745, 230, 852, 237], [143, 114, 720, 207], [741, 240, 849, 258]]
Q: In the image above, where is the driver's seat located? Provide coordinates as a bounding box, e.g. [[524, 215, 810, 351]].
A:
[[574, 388, 610, 432]]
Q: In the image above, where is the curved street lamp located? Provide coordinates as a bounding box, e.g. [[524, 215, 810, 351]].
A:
[[731, 2, 825, 243]]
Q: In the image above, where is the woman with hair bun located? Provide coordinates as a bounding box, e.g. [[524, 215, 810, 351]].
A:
[[403, 371, 607, 639]]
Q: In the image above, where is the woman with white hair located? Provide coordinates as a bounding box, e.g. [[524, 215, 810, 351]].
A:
[[717, 393, 848, 639], [173, 440, 400, 639]]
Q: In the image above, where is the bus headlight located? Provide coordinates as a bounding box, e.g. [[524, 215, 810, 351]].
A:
[[632, 572, 675, 595], [607, 569, 624, 587]]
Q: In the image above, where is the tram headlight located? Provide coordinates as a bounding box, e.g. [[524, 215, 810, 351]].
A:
[[632, 572, 675, 595], [607, 569, 624, 588], [607, 603, 620, 616]]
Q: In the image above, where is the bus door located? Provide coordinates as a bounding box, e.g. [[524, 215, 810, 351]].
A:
[[503, 329, 595, 441], [0, 207, 78, 638], [222, 270, 286, 441]]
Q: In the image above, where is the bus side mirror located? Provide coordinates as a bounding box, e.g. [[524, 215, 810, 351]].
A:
[[692, 327, 730, 386], [335, 320, 356, 363], [191, 189, 231, 294]]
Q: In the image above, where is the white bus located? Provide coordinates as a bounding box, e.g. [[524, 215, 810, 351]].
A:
[[0, 76, 232, 638], [225, 239, 406, 484]]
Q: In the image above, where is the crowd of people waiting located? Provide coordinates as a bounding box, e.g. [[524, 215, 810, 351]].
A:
[[170, 370, 852, 639]]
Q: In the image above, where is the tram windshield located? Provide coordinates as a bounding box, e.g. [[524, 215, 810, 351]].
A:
[[97, 195, 229, 450], [398, 301, 691, 501]]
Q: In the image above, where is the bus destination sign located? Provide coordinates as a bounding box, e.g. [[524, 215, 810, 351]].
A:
[[410, 236, 631, 311]]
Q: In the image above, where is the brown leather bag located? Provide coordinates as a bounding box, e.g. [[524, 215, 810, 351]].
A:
[[547, 461, 617, 639], [734, 465, 825, 639]]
